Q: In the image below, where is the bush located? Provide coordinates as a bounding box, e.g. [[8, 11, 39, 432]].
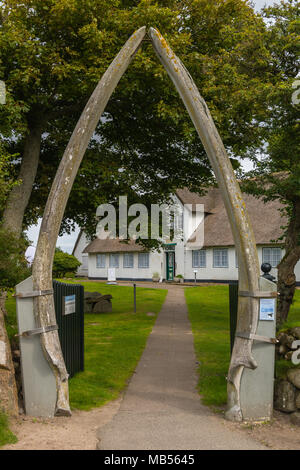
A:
[[64, 272, 76, 279], [53, 248, 81, 278]]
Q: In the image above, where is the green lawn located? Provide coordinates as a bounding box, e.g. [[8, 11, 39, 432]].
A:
[[185, 286, 300, 409], [0, 412, 17, 447], [279, 290, 300, 330], [185, 285, 231, 408]]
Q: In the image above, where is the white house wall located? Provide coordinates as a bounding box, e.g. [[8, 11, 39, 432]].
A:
[[172, 194, 204, 243], [75, 231, 300, 283], [88, 251, 163, 281], [183, 246, 300, 283], [184, 246, 238, 282], [84, 244, 300, 283]]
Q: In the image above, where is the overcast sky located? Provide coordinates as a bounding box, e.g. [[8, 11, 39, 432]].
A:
[[254, 0, 276, 10], [25, 0, 277, 258]]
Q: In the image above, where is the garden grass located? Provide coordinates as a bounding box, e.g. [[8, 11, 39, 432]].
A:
[[185, 286, 300, 409], [0, 412, 17, 447], [185, 285, 230, 408]]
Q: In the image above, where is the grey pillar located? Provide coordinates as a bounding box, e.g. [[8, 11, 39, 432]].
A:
[[239, 276, 277, 421], [16, 276, 57, 417]]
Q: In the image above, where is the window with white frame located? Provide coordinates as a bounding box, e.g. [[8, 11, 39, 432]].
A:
[[138, 253, 149, 268], [235, 250, 239, 269], [213, 248, 229, 268], [262, 247, 282, 268], [109, 253, 119, 268], [123, 253, 134, 268], [192, 250, 206, 268], [96, 254, 106, 268]]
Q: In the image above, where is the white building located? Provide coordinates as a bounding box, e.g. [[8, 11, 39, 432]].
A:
[[72, 188, 300, 284]]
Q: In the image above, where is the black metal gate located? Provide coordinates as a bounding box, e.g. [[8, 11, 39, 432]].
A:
[[53, 280, 84, 378]]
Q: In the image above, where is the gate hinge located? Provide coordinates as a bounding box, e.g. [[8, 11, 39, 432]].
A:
[[14, 289, 54, 299], [17, 325, 58, 338], [236, 331, 278, 344], [238, 290, 278, 298]]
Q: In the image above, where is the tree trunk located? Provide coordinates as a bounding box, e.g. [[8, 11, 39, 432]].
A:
[[0, 292, 8, 318], [2, 120, 44, 237], [277, 200, 300, 326], [0, 300, 18, 415]]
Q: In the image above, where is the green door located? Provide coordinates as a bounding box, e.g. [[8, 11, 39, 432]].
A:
[[166, 251, 175, 281]]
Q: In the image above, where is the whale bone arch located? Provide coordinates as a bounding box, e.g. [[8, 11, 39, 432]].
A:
[[32, 26, 260, 420]]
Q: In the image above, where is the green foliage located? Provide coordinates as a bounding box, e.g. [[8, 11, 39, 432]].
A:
[[0, 228, 30, 290], [52, 248, 81, 278], [239, 1, 300, 323], [241, 0, 300, 208], [0, 146, 20, 217], [0, 0, 274, 236], [0, 411, 17, 447], [4, 292, 18, 342], [64, 271, 76, 279]]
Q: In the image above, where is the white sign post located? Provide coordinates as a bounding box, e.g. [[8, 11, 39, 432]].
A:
[[107, 268, 117, 285]]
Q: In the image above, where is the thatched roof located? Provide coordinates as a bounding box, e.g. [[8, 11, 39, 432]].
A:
[[83, 237, 145, 253], [176, 188, 216, 213], [80, 187, 287, 254], [183, 187, 286, 247]]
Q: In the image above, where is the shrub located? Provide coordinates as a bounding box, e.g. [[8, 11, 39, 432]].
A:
[[64, 272, 76, 279], [53, 248, 81, 278]]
